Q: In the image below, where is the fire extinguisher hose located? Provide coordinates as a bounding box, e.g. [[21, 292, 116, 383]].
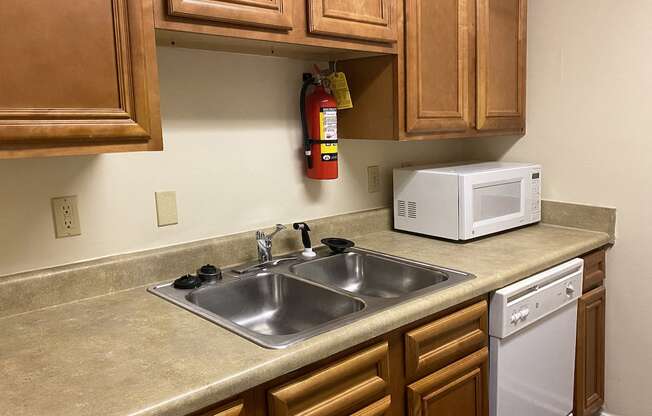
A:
[[300, 74, 314, 169]]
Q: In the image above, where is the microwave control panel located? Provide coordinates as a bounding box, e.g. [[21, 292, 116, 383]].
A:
[[530, 169, 541, 221]]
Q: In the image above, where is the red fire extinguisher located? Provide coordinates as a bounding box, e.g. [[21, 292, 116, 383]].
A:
[[301, 73, 338, 180]]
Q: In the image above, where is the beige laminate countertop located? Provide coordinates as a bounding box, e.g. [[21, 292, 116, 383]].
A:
[[0, 224, 610, 416]]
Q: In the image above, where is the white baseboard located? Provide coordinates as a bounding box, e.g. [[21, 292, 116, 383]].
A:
[[601, 411, 620, 416]]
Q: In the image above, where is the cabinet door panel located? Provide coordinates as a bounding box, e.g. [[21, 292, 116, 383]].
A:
[[268, 342, 390, 416], [406, 0, 473, 133], [308, 0, 397, 43], [407, 348, 488, 416], [168, 0, 294, 30], [575, 286, 606, 416], [477, 0, 526, 131], [0, 0, 161, 156]]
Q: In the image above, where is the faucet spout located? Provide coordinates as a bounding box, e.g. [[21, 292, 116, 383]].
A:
[[256, 224, 286, 262]]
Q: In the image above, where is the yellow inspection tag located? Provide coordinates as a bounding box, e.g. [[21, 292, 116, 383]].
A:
[[326, 72, 353, 110]]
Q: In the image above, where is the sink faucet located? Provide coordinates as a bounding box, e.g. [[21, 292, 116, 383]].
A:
[[256, 224, 286, 262]]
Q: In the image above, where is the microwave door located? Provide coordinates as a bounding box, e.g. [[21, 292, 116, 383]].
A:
[[460, 173, 527, 239]]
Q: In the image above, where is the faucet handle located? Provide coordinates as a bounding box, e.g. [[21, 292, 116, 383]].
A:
[[266, 224, 286, 240]]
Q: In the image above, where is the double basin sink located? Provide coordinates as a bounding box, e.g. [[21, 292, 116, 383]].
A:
[[149, 248, 474, 349]]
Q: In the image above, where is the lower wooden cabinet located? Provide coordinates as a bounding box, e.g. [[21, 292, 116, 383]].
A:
[[575, 285, 606, 416], [404, 300, 488, 381], [199, 399, 245, 416], [193, 297, 488, 416], [190, 244, 608, 416], [574, 248, 607, 416], [268, 342, 390, 416], [407, 348, 488, 416]]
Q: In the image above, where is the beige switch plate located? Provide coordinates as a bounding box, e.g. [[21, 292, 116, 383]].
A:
[[155, 191, 178, 227], [367, 165, 380, 193], [51, 196, 81, 238]]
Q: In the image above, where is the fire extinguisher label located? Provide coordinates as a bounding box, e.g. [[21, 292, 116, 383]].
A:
[[320, 107, 338, 162]]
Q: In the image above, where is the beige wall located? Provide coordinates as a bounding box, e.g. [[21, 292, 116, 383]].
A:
[[466, 1, 652, 414], [0, 47, 466, 277]]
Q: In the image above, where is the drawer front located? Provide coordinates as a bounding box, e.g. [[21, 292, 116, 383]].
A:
[[201, 399, 244, 416], [268, 342, 390, 416], [582, 249, 606, 293], [351, 395, 392, 416], [405, 300, 488, 380]]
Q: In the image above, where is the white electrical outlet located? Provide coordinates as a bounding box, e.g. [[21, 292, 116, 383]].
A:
[[367, 165, 380, 193], [155, 191, 178, 227], [51, 196, 81, 238]]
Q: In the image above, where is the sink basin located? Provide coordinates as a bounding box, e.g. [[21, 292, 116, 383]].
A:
[[149, 247, 474, 349], [186, 273, 364, 336], [291, 252, 449, 298]]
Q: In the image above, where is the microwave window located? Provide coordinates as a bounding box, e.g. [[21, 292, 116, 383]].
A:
[[473, 180, 522, 221]]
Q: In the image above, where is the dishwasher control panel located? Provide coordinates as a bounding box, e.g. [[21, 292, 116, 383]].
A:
[[489, 258, 583, 338]]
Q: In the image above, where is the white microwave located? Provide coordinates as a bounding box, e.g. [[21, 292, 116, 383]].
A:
[[393, 162, 541, 240]]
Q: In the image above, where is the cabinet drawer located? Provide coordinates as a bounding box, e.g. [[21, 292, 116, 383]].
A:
[[582, 249, 606, 293], [351, 395, 391, 416], [268, 342, 390, 416], [405, 300, 488, 380], [200, 399, 244, 416]]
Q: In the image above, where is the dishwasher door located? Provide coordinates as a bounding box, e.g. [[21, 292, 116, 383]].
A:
[[489, 258, 584, 416]]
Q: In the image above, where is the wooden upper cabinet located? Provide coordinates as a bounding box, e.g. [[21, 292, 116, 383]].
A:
[[476, 0, 527, 131], [307, 0, 398, 43], [168, 0, 294, 30], [406, 0, 474, 133], [0, 0, 162, 159]]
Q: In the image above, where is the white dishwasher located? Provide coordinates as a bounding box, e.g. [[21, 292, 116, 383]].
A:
[[489, 258, 584, 416]]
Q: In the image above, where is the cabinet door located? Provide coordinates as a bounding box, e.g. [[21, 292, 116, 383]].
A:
[[407, 348, 488, 416], [0, 0, 162, 158], [168, 0, 293, 30], [406, 0, 474, 133], [575, 286, 606, 416], [308, 0, 397, 43], [476, 0, 526, 131], [268, 342, 390, 416]]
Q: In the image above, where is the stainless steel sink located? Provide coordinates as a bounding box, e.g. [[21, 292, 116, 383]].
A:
[[291, 252, 449, 298], [149, 247, 474, 349], [187, 273, 364, 337]]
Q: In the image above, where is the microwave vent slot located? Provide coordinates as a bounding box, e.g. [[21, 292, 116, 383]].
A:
[[407, 201, 417, 219], [397, 200, 406, 217]]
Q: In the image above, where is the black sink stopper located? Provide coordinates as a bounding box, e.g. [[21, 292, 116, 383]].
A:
[[321, 238, 355, 254], [173, 274, 202, 289], [197, 264, 222, 282]]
